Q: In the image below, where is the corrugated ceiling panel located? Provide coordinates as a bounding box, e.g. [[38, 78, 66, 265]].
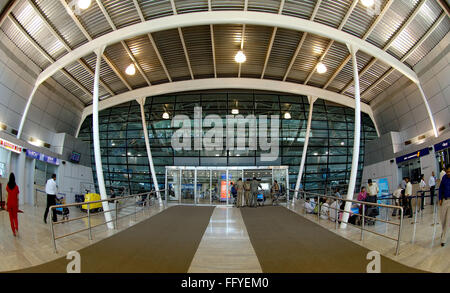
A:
[[76, 0, 113, 38], [1, 17, 50, 69], [175, 0, 209, 14], [138, 0, 173, 20], [282, 0, 316, 19], [34, 0, 87, 49], [182, 26, 214, 78], [104, 42, 148, 88], [387, 0, 441, 60], [212, 0, 245, 10], [102, 0, 141, 29], [315, 0, 350, 29], [12, 1, 66, 59], [328, 50, 370, 92], [406, 16, 450, 67], [248, 0, 281, 13], [265, 28, 303, 80], [125, 34, 169, 84], [309, 41, 349, 87], [213, 24, 241, 77], [342, 0, 384, 38], [241, 25, 273, 78], [64, 61, 108, 97], [52, 70, 90, 104], [288, 33, 329, 82], [152, 28, 191, 81], [82, 52, 126, 94], [366, 0, 418, 49]]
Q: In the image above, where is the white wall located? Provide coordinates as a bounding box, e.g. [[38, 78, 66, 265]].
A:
[[371, 32, 450, 142], [0, 30, 84, 145], [361, 159, 398, 193], [57, 161, 94, 204]]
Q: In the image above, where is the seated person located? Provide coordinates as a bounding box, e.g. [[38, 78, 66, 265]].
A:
[[304, 197, 316, 214], [329, 199, 340, 222], [320, 198, 330, 220]]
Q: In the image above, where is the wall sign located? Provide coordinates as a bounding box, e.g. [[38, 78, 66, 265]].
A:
[[395, 148, 429, 164], [0, 139, 22, 153], [26, 149, 60, 165], [434, 138, 450, 152]]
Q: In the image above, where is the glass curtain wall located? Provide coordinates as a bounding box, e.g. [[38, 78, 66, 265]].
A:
[[78, 91, 378, 195]]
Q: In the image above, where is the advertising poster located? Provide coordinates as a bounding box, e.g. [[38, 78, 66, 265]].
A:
[[377, 178, 389, 204]]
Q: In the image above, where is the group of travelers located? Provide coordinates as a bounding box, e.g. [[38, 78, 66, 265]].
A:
[[231, 178, 281, 207]]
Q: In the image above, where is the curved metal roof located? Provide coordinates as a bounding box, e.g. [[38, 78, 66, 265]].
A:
[[0, 0, 449, 106]]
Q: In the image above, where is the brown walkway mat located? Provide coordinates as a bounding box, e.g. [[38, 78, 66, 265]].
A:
[[13, 205, 215, 273], [240, 206, 424, 273]]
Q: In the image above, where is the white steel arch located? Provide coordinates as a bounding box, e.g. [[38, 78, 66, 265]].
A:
[[77, 78, 379, 136]]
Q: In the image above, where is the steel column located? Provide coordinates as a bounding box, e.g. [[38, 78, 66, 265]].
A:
[[137, 97, 163, 205], [92, 46, 114, 229], [340, 44, 361, 229], [17, 83, 39, 139], [294, 96, 317, 202], [416, 82, 439, 137]]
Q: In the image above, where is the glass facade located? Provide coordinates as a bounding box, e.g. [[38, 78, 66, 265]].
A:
[[78, 91, 378, 195]]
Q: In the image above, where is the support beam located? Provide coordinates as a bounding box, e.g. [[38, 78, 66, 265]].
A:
[[137, 97, 162, 204], [417, 82, 439, 137], [340, 44, 361, 229], [92, 46, 114, 229], [294, 96, 317, 202]]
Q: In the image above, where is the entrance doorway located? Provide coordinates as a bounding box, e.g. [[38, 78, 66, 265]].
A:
[[165, 166, 289, 206]]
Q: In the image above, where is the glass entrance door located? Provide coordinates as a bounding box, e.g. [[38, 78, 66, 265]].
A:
[[166, 169, 180, 203], [181, 169, 195, 204], [273, 168, 288, 204], [196, 169, 211, 204]]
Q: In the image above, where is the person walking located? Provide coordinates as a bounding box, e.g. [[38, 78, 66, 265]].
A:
[[6, 173, 19, 236], [236, 178, 245, 207], [405, 177, 413, 218], [250, 177, 261, 207], [419, 174, 426, 210], [429, 171, 436, 206], [44, 173, 58, 224], [244, 179, 251, 206], [271, 180, 280, 203], [438, 166, 450, 247]]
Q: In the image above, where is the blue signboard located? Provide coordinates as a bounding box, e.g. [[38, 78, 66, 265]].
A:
[[395, 148, 429, 164], [434, 138, 450, 152], [26, 149, 60, 165], [221, 173, 232, 180]]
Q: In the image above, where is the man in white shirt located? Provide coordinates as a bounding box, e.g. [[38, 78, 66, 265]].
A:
[[419, 174, 426, 210], [329, 199, 340, 222], [366, 179, 379, 203], [405, 177, 413, 218], [429, 171, 436, 205], [304, 198, 315, 214], [44, 174, 58, 224], [392, 185, 402, 216]]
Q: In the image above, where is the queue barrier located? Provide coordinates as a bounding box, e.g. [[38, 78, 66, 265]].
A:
[[291, 190, 404, 255], [49, 190, 163, 253]]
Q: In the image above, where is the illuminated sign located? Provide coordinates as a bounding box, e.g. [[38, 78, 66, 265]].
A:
[[434, 139, 450, 152], [395, 148, 429, 164], [26, 149, 60, 165], [0, 139, 22, 153]]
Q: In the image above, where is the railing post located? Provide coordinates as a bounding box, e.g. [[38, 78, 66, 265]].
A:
[[335, 203, 338, 230], [115, 199, 118, 230], [361, 203, 365, 241], [413, 194, 418, 224], [135, 195, 137, 222], [397, 207, 403, 256], [50, 206, 57, 253], [317, 195, 320, 222], [87, 203, 92, 240]]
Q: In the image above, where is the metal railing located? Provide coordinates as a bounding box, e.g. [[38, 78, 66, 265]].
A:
[[35, 189, 66, 207], [291, 190, 404, 255], [49, 190, 164, 253]]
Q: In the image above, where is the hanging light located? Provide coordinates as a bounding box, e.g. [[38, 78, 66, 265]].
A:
[[316, 62, 327, 74], [360, 0, 375, 8], [162, 112, 170, 119], [78, 0, 92, 10], [235, 50, 246, 63], [125, 64, 136, 75], [231, 108, 239, 115], [284, 112, 291, 119]]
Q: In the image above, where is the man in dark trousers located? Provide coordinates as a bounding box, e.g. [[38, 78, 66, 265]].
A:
[[44, 174, 58, 224], [439, 166, 450, 247]]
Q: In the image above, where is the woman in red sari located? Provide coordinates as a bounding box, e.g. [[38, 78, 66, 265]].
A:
[[6, 173, 19, 236]]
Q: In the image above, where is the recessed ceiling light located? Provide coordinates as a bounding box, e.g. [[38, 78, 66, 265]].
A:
[[284, 112, 291, 119], [231, 109, 239, 115], [341, 141, 345, 146], [125, 64, 136, 75], [316, 62, 327, 74], [78, 0, 91, 10], [162, 112, 170, 119], [361, 0, 375, 8], [235, 50, 246, 63]]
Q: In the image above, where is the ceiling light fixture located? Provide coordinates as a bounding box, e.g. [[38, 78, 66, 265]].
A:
[[316, 62, 327, 74], [125, 64, 136, 75], [162, 112, 170, 119], [284, 112, 291, 119], [235, 50, 246, 63], [361, 0, 375, 8], [78, 0, 92, 10], [231, 109, 239, 115]]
